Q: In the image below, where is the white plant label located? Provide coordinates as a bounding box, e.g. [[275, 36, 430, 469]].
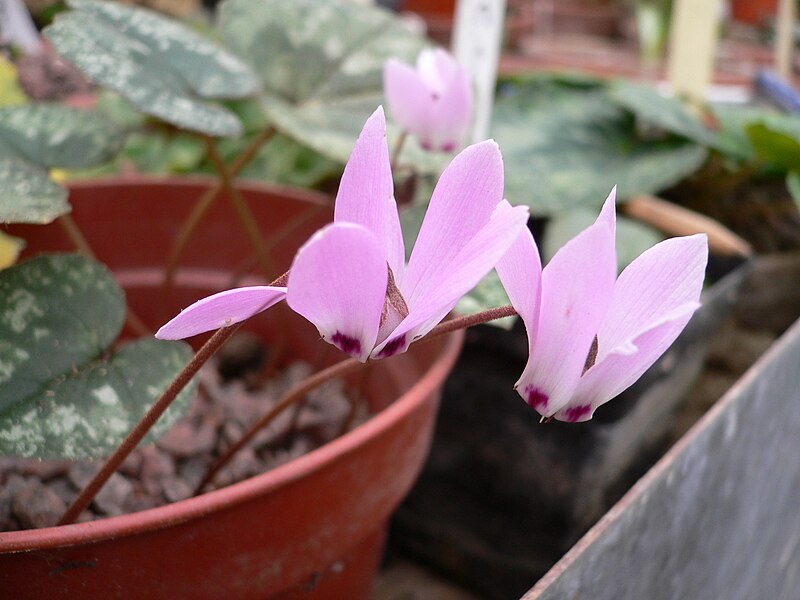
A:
[[452, 0, 506, 143]]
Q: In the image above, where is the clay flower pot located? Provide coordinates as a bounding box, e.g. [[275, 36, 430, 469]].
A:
[[0, 177, 464, 599]]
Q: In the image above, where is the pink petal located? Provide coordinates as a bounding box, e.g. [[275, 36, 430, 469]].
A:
[[495, 223, 542, 384], [155, 286, 287, 340], [514, 204, 617, 416], [334, 106, 405, 281], [429, 65, 472, 152], [373, 201, 529, 358], [561, 233, 708, 419], [595, 233, 707, 359], [286, 223, 387, 362], [558, 302, 700, 422], [384, 59, 434, 145], [402, 140, 504, 308], [415, 48, 448, 94]]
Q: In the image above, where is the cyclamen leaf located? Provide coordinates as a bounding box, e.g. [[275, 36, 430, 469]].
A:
[[0, 254, 197, 458], [494, 82, 707, 216], [0, 157, 70, 224], [0, 254, 125, 415], [218, 0, 438, 170], [0, 338, 195, 459], [69, 0, 260, 99], [44, 0, 255, 137], [0, 104, 126, 168]]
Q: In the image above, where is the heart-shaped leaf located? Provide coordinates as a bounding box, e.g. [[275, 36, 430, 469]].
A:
[[0, 104, 125, 168], [218, 0, 436, 168], [0, 254, 196, 458], [0, 338, 194, 459], [0, 157, 70, 224], [45, 0, 258, 137], [0, 254, 125, 415], [493, 82, 707, 216]]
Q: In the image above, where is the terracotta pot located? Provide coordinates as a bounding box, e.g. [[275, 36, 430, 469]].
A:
[[0, 177, 465, 599], [730, 0, 778, 25]]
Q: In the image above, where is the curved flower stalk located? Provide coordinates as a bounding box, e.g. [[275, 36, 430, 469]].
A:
[[497, 189, 708, 423], [384, 48, 472, 153], [157, 107, 529, 362]]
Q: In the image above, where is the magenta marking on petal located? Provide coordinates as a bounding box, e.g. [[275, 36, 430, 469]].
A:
[[420, 140, 433, 151], [376, 334, 407, 358], [441, 142, 456, 152], [331, 332, 362, 357], [564, 404, 592, 422], [523, 385, 549, 410]]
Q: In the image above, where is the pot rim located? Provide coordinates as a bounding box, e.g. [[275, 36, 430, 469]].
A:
[[0, 175, 465, 552], [63, 174, 334, 207], [0, 329, 463, 552]]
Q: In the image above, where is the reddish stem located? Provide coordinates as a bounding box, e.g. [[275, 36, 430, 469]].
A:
[[193, 304, 517, 494]]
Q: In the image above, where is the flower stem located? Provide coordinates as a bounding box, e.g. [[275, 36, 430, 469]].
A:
[[58, 215, 152, 337], [204, 138, 276, 280], [162, 126, 276, 294], [57, 324, 242, 526], [193, 304, 517, 494], [390, 130, 408, 173]]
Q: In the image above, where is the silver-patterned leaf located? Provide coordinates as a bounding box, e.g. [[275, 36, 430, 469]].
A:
[[0, 338, 195, 459], [0, 157, 70, 224], [44, 1, 251, 137], [219, 0, 437, 168], [70, 0, 260, 99], [0, 254, 125, 416], [0, 103, 125, 168], [494, 82, 708, 216]]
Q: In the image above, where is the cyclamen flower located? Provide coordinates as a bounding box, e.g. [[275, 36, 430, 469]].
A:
[[496, 189, 708, 423], [157, 107, 529, 362], [384, 48, 472, 153]]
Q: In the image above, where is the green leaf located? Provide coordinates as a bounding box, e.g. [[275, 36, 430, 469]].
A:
[[712, 106, 800, 165], [219, 0, 436, 168], [543, 209, 664, 272], [0, 157, 70, 224], [788, 171, 800, 211], [746, 122, 800, 172], [0, 338, 195, 459], [0, 254, 125, 415], [70, 0, 259, 98], [608, 81, 716, 146], [494, 83, 707, 216], [0, 104, 125, 168], [44, 0, 257, 137]]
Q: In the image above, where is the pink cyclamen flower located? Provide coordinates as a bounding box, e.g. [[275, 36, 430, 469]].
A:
[[384, 48, 472, 153], [157, 106, 529, 362], [496, 189, 708, 423]]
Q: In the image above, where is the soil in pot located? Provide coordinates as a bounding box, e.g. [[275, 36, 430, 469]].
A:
[[0, 332, 366, 532]]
